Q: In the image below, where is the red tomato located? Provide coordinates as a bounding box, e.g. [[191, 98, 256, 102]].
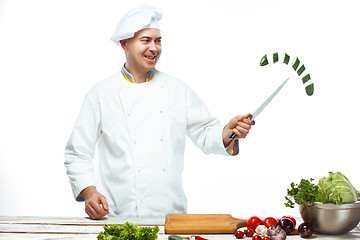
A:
[[247, 216, 263, 230], [262, 237, 271, 240], [282, 215, 296, 227], [235, 230, 244, 239], [263, 217, 277, 228], [245, 228, 255, 237], [252, 235, 262, 240]]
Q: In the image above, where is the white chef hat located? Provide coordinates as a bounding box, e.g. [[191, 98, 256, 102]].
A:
[[110, 3, 162, 45]]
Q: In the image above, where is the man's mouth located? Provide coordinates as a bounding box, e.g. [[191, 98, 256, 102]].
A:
[[144, 54, 157, 60]]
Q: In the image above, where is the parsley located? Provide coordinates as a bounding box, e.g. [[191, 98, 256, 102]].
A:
[[284, 178, 326, 213], [97, 222, 159, 240]]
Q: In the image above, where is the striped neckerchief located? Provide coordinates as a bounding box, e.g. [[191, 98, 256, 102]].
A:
[[121, 65, 156, 83]]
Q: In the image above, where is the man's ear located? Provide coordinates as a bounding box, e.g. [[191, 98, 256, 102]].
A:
[[120, 40, 127, 51]]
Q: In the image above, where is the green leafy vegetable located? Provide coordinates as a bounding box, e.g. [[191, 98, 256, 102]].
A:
[[318, 171, 358, 205], [285, 178, 324, 213], [285, 172, 358, 213], [97, 222, 159, 240]]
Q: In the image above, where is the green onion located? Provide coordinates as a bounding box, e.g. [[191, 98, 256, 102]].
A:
[[260, 54, 269, 66], [302, 74, 311, 84], [283, 53, 290, 65], [297, 64, 306, 76], [273, 52, 279, 63], [305, 83, 314, 96], [292, 57, 300, 71]]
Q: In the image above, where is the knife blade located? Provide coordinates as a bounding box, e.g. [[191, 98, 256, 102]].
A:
[[228, 77, 290, 140]]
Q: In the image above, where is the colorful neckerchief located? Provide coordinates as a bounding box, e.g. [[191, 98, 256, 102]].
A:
[[121, 65, 156, 83]]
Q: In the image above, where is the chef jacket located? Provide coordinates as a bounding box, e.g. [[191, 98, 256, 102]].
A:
[[64, 67, 239, 217]]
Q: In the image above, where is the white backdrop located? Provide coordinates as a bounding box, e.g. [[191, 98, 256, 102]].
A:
[[0, 0, 359, 219]]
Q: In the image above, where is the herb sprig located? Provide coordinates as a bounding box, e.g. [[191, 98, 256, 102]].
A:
[[284, 178, 325, 213]]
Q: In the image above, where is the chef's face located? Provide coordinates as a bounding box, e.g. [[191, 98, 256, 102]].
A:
[[121, 28, 162, 74]]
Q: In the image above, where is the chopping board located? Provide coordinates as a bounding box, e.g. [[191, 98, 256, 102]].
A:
[[165, 214, 247, 234]]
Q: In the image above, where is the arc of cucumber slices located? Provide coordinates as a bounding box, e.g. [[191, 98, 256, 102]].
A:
[[260, 53, 314, 96]]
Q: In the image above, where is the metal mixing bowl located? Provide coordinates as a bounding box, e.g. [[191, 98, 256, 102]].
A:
[[299, 201, 360, 235]]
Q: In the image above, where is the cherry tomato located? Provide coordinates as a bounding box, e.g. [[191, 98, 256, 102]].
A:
[[262, 237, 271, 240], [252, 235, 262, 240], [235, 230, 244, 239], [263, 217, 277, 228], [282, 215, 296, 227], [245, 228, 255, 237], [247, 216, 263, 230]]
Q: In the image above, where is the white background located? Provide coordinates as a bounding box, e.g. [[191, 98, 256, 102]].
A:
[[0, 0, 359, 219]]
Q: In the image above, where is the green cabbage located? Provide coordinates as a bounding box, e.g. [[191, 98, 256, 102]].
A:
[[318, 172, 358, 205]]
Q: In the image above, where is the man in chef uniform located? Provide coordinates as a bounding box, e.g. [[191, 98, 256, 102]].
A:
[[64, 4, 254, 220]]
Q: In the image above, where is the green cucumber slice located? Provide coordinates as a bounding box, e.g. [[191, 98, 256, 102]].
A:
[[283, 53, 290, 65], [292, 57, 300, 71], [260, 54, 269, 66], [273, 52, 279, 63], [297, 64, 306, 76], [305, 83, 314, 96], [302, 74, 311, 84]]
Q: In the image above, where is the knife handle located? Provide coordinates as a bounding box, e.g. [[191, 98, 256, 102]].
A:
[[227, 116, 253, 140]]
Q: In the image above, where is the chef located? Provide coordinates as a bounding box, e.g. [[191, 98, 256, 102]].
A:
[[64, 3, 254, 220]]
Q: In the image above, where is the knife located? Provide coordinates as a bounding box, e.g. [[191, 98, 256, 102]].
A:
[[228, 77, 290, 140]]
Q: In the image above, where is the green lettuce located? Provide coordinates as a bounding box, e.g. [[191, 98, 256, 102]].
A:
[[318, 171, 358, 205]]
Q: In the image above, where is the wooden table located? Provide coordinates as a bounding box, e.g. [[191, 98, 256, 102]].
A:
[[1, 216, 359, 239]]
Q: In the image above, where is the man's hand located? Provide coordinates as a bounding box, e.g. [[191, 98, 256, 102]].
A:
[[223, 113, 255, 147], [81, 186, 109, 219]]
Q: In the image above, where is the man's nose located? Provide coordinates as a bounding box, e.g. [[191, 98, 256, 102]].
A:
[[148, 41, 157, 51]]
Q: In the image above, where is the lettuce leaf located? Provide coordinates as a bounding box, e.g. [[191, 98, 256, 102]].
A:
[[97, 222, 159, 240]]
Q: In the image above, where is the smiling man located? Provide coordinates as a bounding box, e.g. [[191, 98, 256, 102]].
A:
[[64, 4, 254, 219]]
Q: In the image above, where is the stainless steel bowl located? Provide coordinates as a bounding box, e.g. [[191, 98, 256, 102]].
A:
[[300, 201, 360, 235]]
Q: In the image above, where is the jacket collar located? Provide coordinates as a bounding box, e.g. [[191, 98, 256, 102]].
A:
[[121, 64, 156, 83]]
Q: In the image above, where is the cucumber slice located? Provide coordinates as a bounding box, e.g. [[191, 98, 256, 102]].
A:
[[260, 54, 269, 66], [305, 83, 314, 96], [297, 64, 306, 76], [292, 57, 300, 71], [302, 74, 311, 84], [273, 52, 279, 63], [283, 53, 290, 65]]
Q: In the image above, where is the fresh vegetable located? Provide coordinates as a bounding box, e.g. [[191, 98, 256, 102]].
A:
[[263, 237, 271, 240], [260, 55, 269, 66], [301, 74, 311, 84], [252, 235, 262, 240], [298, 222, 314, 238], [297, 64, 306, 76], [292, 57, 300, 71], [263, 217, 277, 228], [283, 53, 290, 65], [285, 172, 358, 213], [284, 178, 321, 213], [273, 53, 279, 63], [247, 216, 263, 230], [259, 52, 314, 96], [255, 225, 268, 237], [267, 225, 286, 240], [318, 171, 358, 205], [276, 218, 294, 235], [235, 230, 245, 239], [281, 216, 296, 228], [194, 236, 208, 240], [97, 222, 159, 240], [305, 83, 314, 96], [245, 228, 255, 237], [168, 235, 189, 240]]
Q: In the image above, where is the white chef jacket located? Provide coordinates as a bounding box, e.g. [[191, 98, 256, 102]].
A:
[[64, 67, 239, 217]]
